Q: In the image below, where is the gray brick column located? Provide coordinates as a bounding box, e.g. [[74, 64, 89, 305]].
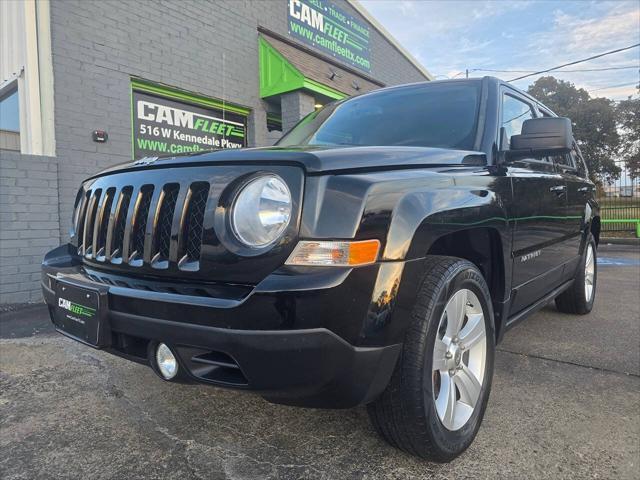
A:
[[281, 91, 316, 134], [0, 151, 60, 304]]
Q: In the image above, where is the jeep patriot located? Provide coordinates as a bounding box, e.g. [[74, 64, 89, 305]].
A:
[[42, 77, 599, 461]]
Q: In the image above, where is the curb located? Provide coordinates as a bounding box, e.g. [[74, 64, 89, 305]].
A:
[[601, 237, 640, 246]]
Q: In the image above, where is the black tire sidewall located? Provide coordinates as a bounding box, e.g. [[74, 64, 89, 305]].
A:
[[421, 263, 496, 458]]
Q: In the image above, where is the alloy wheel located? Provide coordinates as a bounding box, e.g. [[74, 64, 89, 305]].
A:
[[584, 244, 595, 302], [431, 289, 487, 431]]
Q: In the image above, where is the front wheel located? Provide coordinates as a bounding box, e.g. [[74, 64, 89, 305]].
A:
[[367, 256, 495, 461], [555, 237, 597, 314]]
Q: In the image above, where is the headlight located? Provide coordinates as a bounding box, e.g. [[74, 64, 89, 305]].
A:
[[230, 174, 292, 248]]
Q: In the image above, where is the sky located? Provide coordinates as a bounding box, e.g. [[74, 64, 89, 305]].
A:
[[360, 0, 640, 100]]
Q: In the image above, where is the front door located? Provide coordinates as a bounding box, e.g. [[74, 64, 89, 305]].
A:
[[500, 91, 569, 315]]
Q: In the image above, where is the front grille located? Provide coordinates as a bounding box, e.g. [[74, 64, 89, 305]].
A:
[[70, 164, 302, 283], [75, 181, 211, 271]]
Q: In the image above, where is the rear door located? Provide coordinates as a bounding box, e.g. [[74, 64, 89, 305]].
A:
[[501, 90, 569, 314], [555, 143, 594, 280]]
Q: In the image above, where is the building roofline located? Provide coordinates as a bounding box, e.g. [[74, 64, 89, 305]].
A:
[[347, 0, 434, 81]]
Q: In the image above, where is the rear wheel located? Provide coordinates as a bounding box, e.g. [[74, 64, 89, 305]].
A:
[[555, 237, 597, 314], [367, 256, 495, 461]]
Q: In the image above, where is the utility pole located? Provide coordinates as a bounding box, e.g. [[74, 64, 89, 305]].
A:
[[466, 69, 469, 79]]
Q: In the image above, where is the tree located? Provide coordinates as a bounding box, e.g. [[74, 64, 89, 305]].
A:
[[616, 95, 640, 179], [527, 76, 621, 183]]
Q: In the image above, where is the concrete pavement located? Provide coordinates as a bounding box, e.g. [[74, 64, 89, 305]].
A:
[[1, 244, 638, 479]]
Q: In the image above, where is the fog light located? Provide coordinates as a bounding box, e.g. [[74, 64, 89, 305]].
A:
[[156, 343, 178, 380]]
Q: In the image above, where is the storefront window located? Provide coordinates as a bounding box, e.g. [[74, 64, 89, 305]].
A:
[[0, 87, 20, 132], [0, 85, 20, 152]]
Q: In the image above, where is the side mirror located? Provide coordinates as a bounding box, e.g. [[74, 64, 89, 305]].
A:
[[508, 117, 573, 158]]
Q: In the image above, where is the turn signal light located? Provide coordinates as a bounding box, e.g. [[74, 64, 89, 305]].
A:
[[286, 240, 381, 267]]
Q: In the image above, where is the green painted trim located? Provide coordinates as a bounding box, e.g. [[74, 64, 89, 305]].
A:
[[259, 37, 305, 98], [601, 219, 640, 223], [130, 84, 135, 159], [131, 78, 251, 116], [302, 78, 347, 100], [258, 37, 347, 100], [266, 113, 283, 125]]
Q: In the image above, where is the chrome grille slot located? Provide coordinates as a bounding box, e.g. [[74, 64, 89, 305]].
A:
[[151, 183, 180, 269], [129, 185, 154, 266], [179, 182, 209, 271], [74, 190, 91, 252], [109, 186, 133, 263], [94, 187, 116, 260], [82, 189, 102, 257]]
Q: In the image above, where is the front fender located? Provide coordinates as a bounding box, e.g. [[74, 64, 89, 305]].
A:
[[300, 168, 511, 260], [298, 168, 513, 347], [385, 187, 509, 260]]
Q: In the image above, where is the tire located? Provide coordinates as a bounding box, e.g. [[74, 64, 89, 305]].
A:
[[367, 256, 496, 462], [555, 236, 597, 314]]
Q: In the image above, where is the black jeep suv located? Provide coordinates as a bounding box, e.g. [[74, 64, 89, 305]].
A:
[[42, 77, 599, 461]]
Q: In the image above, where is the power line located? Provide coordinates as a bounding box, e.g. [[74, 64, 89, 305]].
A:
[[507, 43, 640, 81], [471, 65, 639, 74], [588, 81, 639, 93]]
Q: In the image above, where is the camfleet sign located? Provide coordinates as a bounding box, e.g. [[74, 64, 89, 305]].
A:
[[132, 90, 247, 159], [287, 0, 371, 72]]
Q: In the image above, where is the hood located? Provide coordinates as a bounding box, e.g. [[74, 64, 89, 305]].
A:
[[90, 145, 486, 179]]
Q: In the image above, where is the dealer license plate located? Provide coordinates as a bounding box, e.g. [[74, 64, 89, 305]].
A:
[[53, 281, 102, 347]]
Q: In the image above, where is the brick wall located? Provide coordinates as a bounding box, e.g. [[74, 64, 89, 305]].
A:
[[0, 0, 428, 304], [281, 91, 316, 133], [0, 151, 60, 304], [48, 0, 428, 244]]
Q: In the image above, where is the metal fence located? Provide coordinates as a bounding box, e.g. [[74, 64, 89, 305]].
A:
[[596, 160, 640, 237]]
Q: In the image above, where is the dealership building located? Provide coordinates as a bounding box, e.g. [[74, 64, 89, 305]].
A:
[[0, 0, 431, 304]]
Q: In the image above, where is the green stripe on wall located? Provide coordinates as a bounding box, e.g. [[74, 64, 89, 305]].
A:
[[130, 78, 251, 116]]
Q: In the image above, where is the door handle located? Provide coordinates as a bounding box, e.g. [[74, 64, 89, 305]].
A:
[[549, 185, 567, 194], [578, 186, 590, 194]]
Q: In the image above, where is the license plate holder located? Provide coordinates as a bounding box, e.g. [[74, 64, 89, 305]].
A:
[[53, 281, 106, 347]]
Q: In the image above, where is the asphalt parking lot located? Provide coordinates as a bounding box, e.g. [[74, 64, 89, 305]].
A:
[[1, 244, 638, 479]]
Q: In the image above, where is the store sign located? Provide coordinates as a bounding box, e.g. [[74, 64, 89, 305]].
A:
[[287, 0, 371, 72], [132, 91, 246, 159]]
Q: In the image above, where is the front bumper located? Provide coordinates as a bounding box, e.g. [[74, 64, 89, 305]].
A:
[[42, 245, 402, 408]]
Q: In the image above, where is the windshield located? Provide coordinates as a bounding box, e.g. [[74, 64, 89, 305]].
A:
[[277, 82, 481, 150]]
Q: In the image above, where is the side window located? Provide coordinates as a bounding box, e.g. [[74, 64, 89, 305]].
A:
[[501, 94, 535, 146], [571, 145, 588, 177], [554, 152, 576, 170]]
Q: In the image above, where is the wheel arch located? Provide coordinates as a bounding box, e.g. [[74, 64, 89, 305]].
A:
[[379, 188, 512, 343], [425, 227, 507, 339]]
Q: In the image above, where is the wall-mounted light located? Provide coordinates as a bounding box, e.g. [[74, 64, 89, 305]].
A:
[[92, 130, 108, 142], [328, 68, 341, 81]]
